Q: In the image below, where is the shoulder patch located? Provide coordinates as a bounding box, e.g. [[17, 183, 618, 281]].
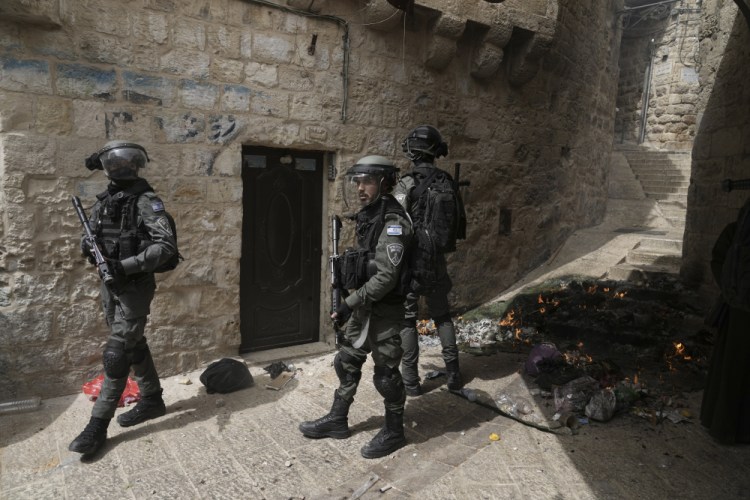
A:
[[395, 193, 407, 204], [386, 243, 404, 266], [151, 200, 165, 212], [156, 216, 173, 236], [386, 224, 403, 236]]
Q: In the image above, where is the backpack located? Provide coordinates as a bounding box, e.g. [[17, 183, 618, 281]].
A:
[[406, 166, 466, 293], [199, 358, 254, 394], [720, 201, 750, 311]]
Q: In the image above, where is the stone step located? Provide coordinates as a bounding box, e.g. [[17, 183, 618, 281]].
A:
[[636, 174, 689, 182], [606, 262, 681, 282], [642, 186, 689, 195], [639, 182, 691, 191], [630, 166, 691, 174], [638, 237, 684, 253], [646, 192, 688, 202], [626, 248, 682, 267], [627, 160, 691, 167]]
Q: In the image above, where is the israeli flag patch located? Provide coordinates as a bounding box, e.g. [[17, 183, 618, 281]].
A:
[[387, 243, 404, 266], [386, 225, 403, 236], [151, 200, 165, 212]]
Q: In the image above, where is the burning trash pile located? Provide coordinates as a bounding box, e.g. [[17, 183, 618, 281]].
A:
[[447, 277, 712, 432]]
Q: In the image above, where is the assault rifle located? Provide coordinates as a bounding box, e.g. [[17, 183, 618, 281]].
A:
[[722, 178, 750, 192], [72, 196, 115, 287], [329, 215, 346, 348], [453, 163, 470, 240]]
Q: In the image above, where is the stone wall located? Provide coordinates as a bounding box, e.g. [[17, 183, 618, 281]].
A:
[[682, 0, 750, 297], [615, 0, 701, 150], [0, 0, 622, 399]]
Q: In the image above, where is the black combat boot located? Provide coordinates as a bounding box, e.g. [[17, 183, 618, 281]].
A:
[[69, 417, 110, 455], [360, 410, 407, 459], [299, 392, 352, 439], [404, 382, 422, 397], [117, 389, 166, 427], [446, 360, 463, 391]]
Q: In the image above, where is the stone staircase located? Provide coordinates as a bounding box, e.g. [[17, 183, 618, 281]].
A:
[[606, 147, 691, 282]]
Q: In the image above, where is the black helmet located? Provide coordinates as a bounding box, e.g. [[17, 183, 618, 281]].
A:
[[95, 141, 149, 180], [401, 125, 448, 162], [343, 155, 398, 209]]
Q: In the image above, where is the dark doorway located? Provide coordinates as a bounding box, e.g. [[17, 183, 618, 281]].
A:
[[239, 146, 324, 352]]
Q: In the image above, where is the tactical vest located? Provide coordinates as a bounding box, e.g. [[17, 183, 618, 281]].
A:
[[94, 181, 153, 264], [339, 195, 410, 298]]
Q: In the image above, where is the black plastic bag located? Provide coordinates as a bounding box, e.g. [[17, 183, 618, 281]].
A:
[[199, 358, 254, 394]]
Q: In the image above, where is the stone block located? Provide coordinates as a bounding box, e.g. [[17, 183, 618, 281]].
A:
[[77, 32, 134, 65], [104, 110, 154, 143], [182, 0, 228, 22], [160, 49, 210, 79], [0, 57, 51, 94], [1, 133, 56, 176], [245, 62, 278, 87], [221, 84, 251, 111], [181, 147, 219, 176], [122, 71, 176, 107], [250, 90, 289, 118], [207, 24, 241, 58], [133, 11, 170, 44], [208, 114, 241, 144], [179, 79, 219, 110], [55, 63, 116, 101], [252, 33, 295, 64], [173, 18, 206, 50], [0, 307, 54, 345], [0, 90, 33, 132], [153, 111, 206, 143], [211, 57, 245, 83], [36, 97, 72, 135], [0, 0, 61, 28]]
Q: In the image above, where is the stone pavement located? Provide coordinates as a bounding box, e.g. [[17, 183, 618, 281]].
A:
[[2, 152, 749, 499], [2, 344, 749, 500]]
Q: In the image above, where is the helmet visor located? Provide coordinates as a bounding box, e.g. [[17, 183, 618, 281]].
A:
[[343, 173, 381, 210], [99, 147, 147, 180]]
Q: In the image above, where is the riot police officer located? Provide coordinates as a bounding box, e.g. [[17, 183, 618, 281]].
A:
[[298, 155, 413, 459], [69, 141, 177, 456], [394, 125, 464, 396]]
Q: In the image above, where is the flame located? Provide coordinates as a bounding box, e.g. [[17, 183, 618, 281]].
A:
[[538, 294, 544, 304], [539, 306, 546, 314], [672, 341, 692, 361], [587, 285, 598, 294], [614, 291, 627, 299], [603, 287, 610, 293], [500, 309, 518, 327]]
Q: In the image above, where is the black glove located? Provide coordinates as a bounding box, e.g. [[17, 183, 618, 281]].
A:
[[335, 301, 352, 326], [105, 258, 125, 276], [81, 244, 96, 265]]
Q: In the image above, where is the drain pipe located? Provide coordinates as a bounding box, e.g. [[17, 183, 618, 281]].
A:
[[242, 0, 350, 123], [638, 39, 655, 144]]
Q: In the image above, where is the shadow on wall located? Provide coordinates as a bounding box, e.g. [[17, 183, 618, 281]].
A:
[[682, 10, 750, 297]]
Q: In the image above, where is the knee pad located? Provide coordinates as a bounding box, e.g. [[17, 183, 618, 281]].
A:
[[131, 340, 150, 366], [373, 365, 402, 403], [334, 351, 363, 386], [102, 339, 130, 378]]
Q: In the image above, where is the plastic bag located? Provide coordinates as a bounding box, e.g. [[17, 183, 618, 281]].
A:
[[82, 374, 141, 407]]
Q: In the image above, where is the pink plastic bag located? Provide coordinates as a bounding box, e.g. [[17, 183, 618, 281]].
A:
[[82, 374, 141, 407]]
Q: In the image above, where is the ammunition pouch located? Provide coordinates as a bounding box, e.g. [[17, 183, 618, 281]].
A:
[[340, 248, 370, 290]]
